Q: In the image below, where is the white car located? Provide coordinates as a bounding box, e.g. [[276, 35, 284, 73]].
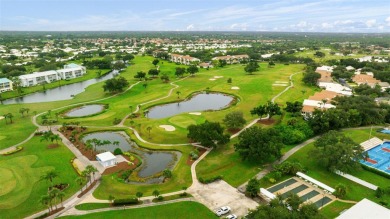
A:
[[226, 214, 237, 219], [215, 206, 231, 216]]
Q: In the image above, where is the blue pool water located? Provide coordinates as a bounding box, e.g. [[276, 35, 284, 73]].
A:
[[380, 129, 390, 134], [360, 142, 390, 174]]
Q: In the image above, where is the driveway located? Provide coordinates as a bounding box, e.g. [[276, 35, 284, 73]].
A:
[[189, 180, 258, 217]]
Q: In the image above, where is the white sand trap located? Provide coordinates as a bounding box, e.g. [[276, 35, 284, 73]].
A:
[[231, 86, 240, 90], [0, 116, 4, 120], [275, 81, 288, 83], [214, 76, 224, 79], [209, 78, 216, 81], [189, 112, 202, 115], [272, 84, 288, 86], [159, 125, 176, 132]]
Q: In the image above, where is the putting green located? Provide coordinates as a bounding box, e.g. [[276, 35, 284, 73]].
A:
[[0, 155, 53, 209], [168, 115, 197, 129]]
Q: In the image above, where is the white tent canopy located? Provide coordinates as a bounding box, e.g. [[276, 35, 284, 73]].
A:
[[297, 172, 335, 193], [96, 151, 116, 167]]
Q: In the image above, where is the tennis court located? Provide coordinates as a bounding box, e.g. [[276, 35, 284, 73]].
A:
[[360, 142, 390, 174]]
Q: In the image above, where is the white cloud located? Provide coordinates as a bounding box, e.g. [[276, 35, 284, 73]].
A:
[[365, 19, 376, 27], [186, 24, 195, 30], [297, 21, 307, 28], [386, 16, 390, 26]]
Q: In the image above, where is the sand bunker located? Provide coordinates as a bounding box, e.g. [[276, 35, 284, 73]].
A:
[[209, 78, 216, 81], [189, 112, 202, 115], [272, 84, 288, 86], [0, 116, 4, 120], [275, 81, 288, 83], [214, 76, 224, 79], [159, 125, 176, 131], [231, 86, 240, 90]]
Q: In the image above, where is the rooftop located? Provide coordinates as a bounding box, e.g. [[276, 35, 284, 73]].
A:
[[336, 198, 390, 219], [0, 78, 12, 83], [96, 151, 116, 162]]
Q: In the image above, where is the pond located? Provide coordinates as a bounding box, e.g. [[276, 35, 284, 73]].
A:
[[147, 93, 234, 119], [2, 70, 118, 105], [65, 104, 105, 117], [82, 132, 181, 182]]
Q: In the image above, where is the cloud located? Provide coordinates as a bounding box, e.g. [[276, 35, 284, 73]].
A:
[[386, 16, 390, 26], [186, 24, 195, 30], [365, 19, 376, 27]]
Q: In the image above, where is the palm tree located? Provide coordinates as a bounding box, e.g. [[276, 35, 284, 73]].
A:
[[41, 170, 59, 187], [25, 108, 30, 115], [39, 194, 52, 214], [152, 190, 160, 198], [57, 191, 65, 207], [85, 141, 93, 155], [136, 192, 143, 201], [86, 165, 98, 182], [7, 113, 13, 124], [81, 170, 90, 187], [19, 108, 26, 117], [51, 134, 61, 146], [108, 195, 115, 206], [49, 188, 60, 210], [3, 114, 8, 124], [176, 91, 181, 99], [146, 126, 152, 139], [143, 110, 149, 119], [75, 177, 85, 192]]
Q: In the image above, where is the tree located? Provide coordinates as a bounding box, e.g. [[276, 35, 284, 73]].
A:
[[49, 188, 60, 210], [284, 101, 303, 114], [152, 59, 159, 66], [187, 121, 230, 148], [103, 76, 129, 93], [41, 170, 59, 187], [134, 71, 146, 80], [152, 190, 160, 198], [314, 51, 325, 58], [235, 127, 283, 163], [187, 65, 199, 76], [302, 71, 321, 86], [148, 69, 159, 77], [142, 83, 148, 90], [285, 193, 303, 211], [146, 126, 152, 139], [266, 101, 282, 120], [246, 178, 260, 197], [39, 194, 52, 214], [112, 61, 126, 70], [176, 90, 181, 99], [244, 61, 260, 74], [75, 177, 85, 192], [333, 183, 347, 198], [6, 113, 14, 124], [218, 59, 227, 67], [163, 169, 172, 178], [136, 192, 143, 201], [57, 191, 65, 207], [160, 73, 170, 83], [223, 111, 246, 130], [175, 67, 186, 77], [86, 165, 98, 182], [250, 105, 267, 119], [108, 195, 115, 205], [51, 134, 61, 146], [309, 130, 366, 173]]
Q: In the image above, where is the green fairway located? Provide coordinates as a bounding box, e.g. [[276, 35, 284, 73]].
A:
[[0, 136, 79, 218], [60, 201, 217, 219]]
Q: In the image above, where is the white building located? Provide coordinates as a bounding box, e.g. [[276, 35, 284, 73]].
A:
[[318, 82, 352, 96], [96, 152, 116, 167], [336, 198, 390, 219], [18, 63, 86, 87], [0, 78, 13, 92]]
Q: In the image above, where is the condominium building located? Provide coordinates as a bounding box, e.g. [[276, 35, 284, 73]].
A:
[[19, 63, 86, 87], [169, 54, 200, 65], [212, 54, 249, 64], [0, 78, 13, 92]]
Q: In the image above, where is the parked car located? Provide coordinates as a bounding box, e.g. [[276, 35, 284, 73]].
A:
[[215, 206, 231, 216], [226, 214, 237, 219]]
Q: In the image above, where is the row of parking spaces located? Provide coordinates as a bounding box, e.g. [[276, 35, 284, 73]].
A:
[[266, 177, 335, 209]]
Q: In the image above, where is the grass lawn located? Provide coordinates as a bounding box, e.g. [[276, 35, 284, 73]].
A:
[[60, 201, 217, 219], [75, 203, 112, 210], [320, 201, 354, 218], [0, 136, 80, 219]]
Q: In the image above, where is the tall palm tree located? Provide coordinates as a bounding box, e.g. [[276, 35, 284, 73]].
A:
[[39, 194, 52, 214], [57, 191, 65, 207], [49, 188, 60, 210], [51, 134, 61, 146], [41, 170, 59, 187], [86, 165, 98, 182], [81, 170, 90, 187], [147, 126, 152, 139], [176, 90, 181, 99], [75, 177, 85, 192], [85, 141, 93, 155]]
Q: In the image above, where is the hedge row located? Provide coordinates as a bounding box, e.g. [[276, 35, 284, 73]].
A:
[[198, 175, 223, 184], [361, 164, 390, 179], [112, 198, 139, 206], [2, 146, 23, 156]]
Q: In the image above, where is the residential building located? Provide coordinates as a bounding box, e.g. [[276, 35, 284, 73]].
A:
[[19, 63, 86, 87], [316, 66, 334, 83], [351, 74, 390, 91], [169, 54, 200, 65], [318, 82, 352, 96], [0, 78, 13, 92], [198, 62, 213, 68], [301, 90, 342, 118], [337, 198, 390, 219], [212, 54, 249, 64]]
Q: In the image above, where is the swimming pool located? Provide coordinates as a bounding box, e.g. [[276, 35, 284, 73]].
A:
[[360, 142, 390, 174], [380, 129, 390, 134]]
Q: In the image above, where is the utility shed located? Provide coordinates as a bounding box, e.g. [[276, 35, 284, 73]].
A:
[[96, 152, 116, 167]]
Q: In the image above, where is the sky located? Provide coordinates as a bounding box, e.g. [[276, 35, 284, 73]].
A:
[[1, 0, 390, 32]]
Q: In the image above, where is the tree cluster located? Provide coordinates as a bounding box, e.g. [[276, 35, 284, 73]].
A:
[[103, 76, 129, 93], [187, 121, 230, 148]]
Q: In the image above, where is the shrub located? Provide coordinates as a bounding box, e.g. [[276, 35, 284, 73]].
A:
[[269, 178, 276, 184], [157, 195, 164, 201], [113, 118, 121, 125], [112, 198, 139, 206], [190, 151, 199, 160], [376, 187, 385, 198], [198, 175, 223, 184], [120, 170, 133, 180], [113, 148, 123, 155], [361, 164, 390, 179], [273, 171, 282, 180]]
